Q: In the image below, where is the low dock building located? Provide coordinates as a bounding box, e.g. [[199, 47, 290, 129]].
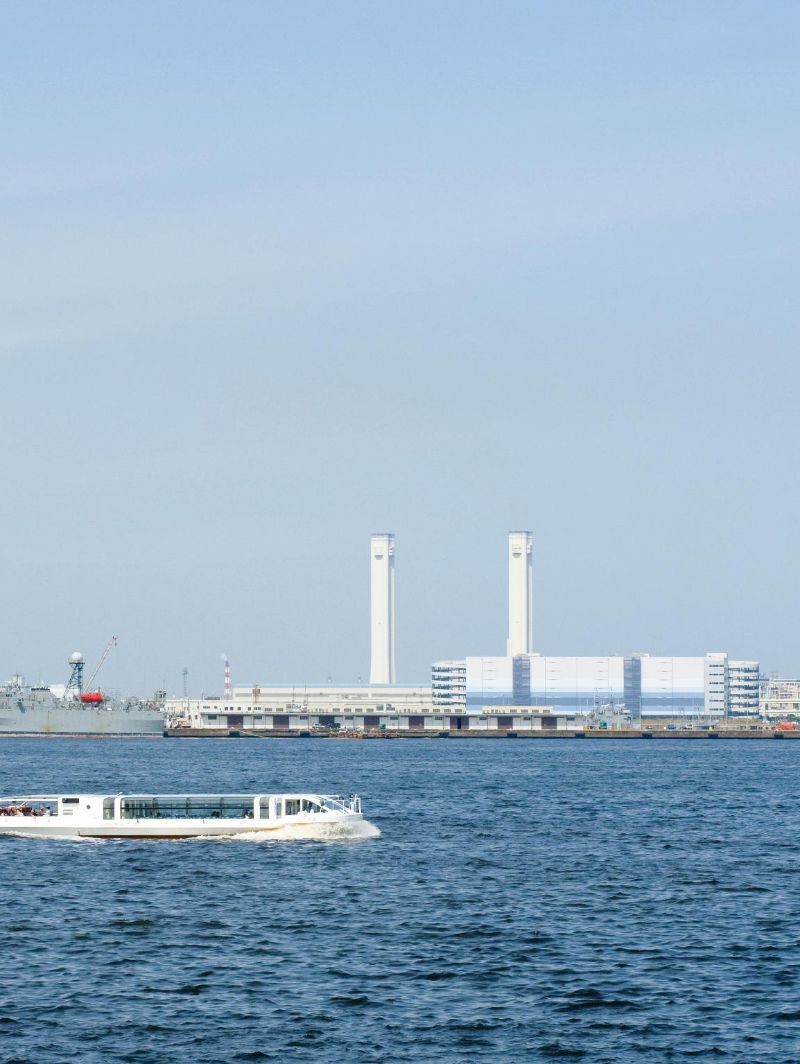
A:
[[165, 689, 577, 734]]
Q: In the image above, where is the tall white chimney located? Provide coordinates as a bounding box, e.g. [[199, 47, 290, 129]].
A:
[[370, 533, 396, 684], [507, 531, 533, 656]]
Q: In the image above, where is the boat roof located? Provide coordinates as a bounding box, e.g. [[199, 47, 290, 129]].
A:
[[0, 792, 349, 801]]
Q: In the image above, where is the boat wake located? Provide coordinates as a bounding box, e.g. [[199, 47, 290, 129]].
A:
[[0, 821, 381, 843], [220, 818, 381, 843], [1, 831, 104, 843]]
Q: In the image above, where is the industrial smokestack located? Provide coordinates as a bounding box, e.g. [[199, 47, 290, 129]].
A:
[[370, 533, 396, 684], [507, 531, 533, 656], [221, 654, 232, 700]]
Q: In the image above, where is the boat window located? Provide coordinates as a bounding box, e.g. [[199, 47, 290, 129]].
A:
[[120, 796, 256, 820], [274, 801, 282, 818], [103, 798, 116, 820], [301, 799, 321, 813], [0, 799, 56, 818], [258, 798, 270, 818], [62, 798, 80, 805], [284, 799, 300, 816]]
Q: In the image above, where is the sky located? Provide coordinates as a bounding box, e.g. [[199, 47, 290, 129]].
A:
[[0, 2, 798, 695]]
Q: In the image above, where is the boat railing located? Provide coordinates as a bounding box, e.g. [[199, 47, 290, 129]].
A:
[[321, 793, 361, 815]]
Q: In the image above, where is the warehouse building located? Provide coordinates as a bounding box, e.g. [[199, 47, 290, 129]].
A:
[[442, 652, 760, 720]]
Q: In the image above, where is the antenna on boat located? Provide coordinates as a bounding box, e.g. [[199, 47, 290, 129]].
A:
[[65, 652, 85, 695]]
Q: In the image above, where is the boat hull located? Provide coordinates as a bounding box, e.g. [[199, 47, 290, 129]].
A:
[[0, 813, 364, 838], [0, 701, 165, 735]]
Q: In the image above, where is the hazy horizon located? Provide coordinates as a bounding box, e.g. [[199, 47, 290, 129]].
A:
[[1, 2, 798, 695]]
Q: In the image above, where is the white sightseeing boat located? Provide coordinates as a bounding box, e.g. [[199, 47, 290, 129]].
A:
[[0, 792, 364, 839]]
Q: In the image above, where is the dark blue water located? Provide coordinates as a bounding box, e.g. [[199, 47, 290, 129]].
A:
[[1, 738, 799, 1063]]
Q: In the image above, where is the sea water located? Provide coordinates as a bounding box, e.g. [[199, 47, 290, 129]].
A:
[[0, 737, 799, 1062]]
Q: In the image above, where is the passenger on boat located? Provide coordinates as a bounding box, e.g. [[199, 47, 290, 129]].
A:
[[0, 803, 47, 816]]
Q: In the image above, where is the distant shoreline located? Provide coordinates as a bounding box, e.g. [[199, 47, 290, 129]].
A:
[[0, 727, 797, 741]]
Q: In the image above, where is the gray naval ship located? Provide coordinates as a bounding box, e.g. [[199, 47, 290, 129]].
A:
[[0, 649, 166, 736]]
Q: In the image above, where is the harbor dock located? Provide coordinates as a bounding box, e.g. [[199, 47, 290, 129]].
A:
[[164, 726, 800, 740]]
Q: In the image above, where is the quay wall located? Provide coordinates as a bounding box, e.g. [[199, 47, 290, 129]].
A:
[[0, 727, 796, 740], [165, 727, 800, 740]]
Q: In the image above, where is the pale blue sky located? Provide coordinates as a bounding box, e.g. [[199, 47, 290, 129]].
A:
[[1, 2, 798, 694]]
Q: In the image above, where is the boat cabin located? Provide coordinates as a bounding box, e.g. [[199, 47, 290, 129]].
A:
[[0, 793, 360, 822]]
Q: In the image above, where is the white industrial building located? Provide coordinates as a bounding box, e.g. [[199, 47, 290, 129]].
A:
[[167, 683, 434, 730], [165, 697, 578, 733], [759, 678, 800, 719], [458, 654, 626, 715], [727, 660, 760, 715], [165, 681, 578, 733], [452, 651, 760, 720], [431, 660, 466, 709]]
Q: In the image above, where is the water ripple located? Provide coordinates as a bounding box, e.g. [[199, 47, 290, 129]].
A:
[[1, 738, 800, 1061]]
